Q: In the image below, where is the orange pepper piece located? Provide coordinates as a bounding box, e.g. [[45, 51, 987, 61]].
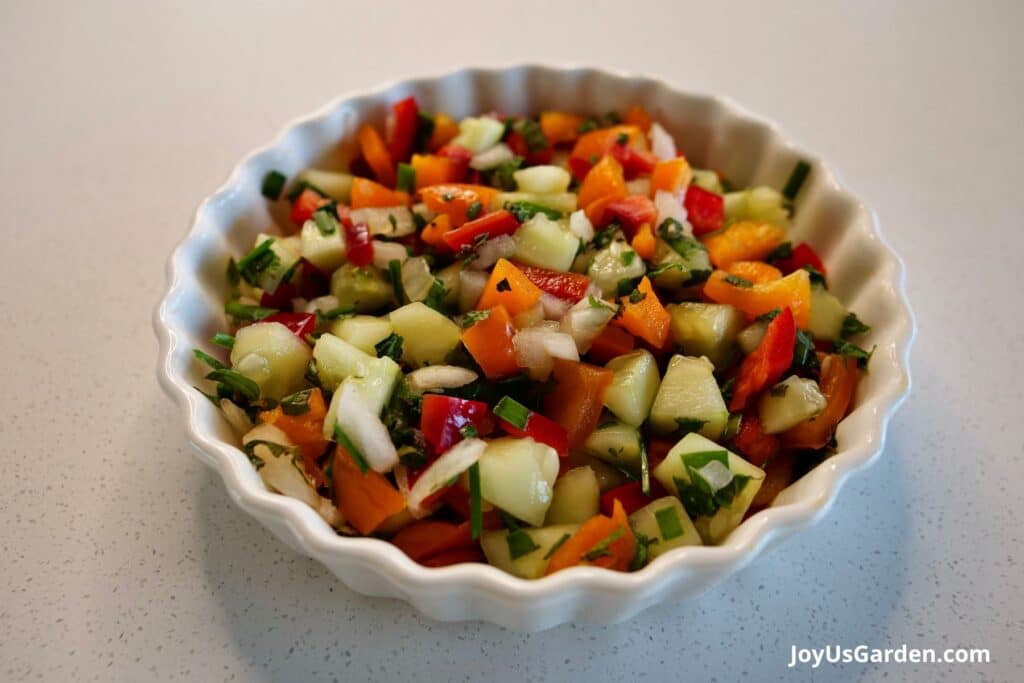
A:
[[461, 305, 519, 379], [258, 388, 330, 460], [650, 157, 692, 195], [419, 183, 500, 226], [782, 353, 860, 449], [411, 154, 463, 189], [420, 213, 453, 252], [428, 113, 460, 151], [349, 177, 410, 209], [391, 520, 475, 563], [703, 268, 811, 328], [545, 499, 636, 574], [357, 124, 395, 187], [586, 324, 636, 364], [613, 277, 671, 348], [631, 223, 656, 260], [540, 111, 585, 144], [623, 105, 652, 131], [476, 259, 543, 316], [570, 125, 644, 166], [543, 358, 614, 449], [332, 446, 407, 535], [578, 155, 628, 209], [727, 260, 783, 285], [701, 220, 787, 269]]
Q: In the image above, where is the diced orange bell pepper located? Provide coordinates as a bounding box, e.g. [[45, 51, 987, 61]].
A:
[[623, 104, 652, 131], [543, 358, 614, 449], [613, 277, 671, 348], [782, 353, 860, 449], [703, 268, 811, 328], [545, 499, 636, 574], [727, 260, 783, 285], [420, 213, 453, 252], [419, 183, 500, 226], [631, 223, 656, 260], [357, 124, 395, 187], [349, 177, 410, 209], [586, 324, 635, 364], [650, 157, 692, 195], [584, 194, 622, 228], [461, 305, 519, 379], [749, 451, 795, 513], [428, 113, 460, 151], [702, 220, 787, 269], [391, 519, 476, 564], [577, 155, 628, 209], [476, 258, 543, 316], [411, 154, 463, 189], [570, 124, 643, 169], [332, 446, 407, 536], [540, 111, 585, 144], [258, 388, 329, 461]]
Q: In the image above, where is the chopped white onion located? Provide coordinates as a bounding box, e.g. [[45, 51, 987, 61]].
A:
[[334, 382, 398, 473], [568, 209, 595, 242], [654, 190, 691, 234], [372, 240, 409, 270], [648, 122, 677, 161], [401, 256, 435, 302], [560, 295, 617, 353], [350, 206, 415, 237], [540, 292, 573, 320], [219, 398, 253, 435], [542, 331, 580, 362], [469, 142, 514, 170], [513, 323, 566, 380], [626, 178, 651, 197], [458, 270, 488, 312], [696, 459, 734, 493], [512, 302, 545, 329], [411, 202, 436, 224], [407, 365, 478, 393], [468, 234, 516, 271], [405, 438, 487, 514]]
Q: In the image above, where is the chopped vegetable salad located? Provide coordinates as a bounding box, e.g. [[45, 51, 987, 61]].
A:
[[194, 98, 874, 577]]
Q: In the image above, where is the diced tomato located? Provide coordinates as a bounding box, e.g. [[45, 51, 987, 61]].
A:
[[441, 209, 521, 252], [388, 96, 420, 164], [420, 395, 494, 454], [515, 264, 591, 302], [729, 307, 796, 411], [775, 242, 827, 276], [342, 219, 373, 267], [290, 188, 329, 226], [600, 481, 654, 516], [684, 185, 725, 235], [604, 195, 658, 237], [262, 312, 316, 340]]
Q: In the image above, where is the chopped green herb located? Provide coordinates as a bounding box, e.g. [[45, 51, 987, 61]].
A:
[[422, 279, 448, 312], [616, 276, 643, 298], [226, 257, 240, 286], [577, 119, 598, 134], [791, 329, 820, 375], [724, 274, 754, 288], [840, 312, 871, 340], [490, 156, 524, 191], [615, 132, 629, 146], [673, 450, 750, 520], [398, 448, 428, 470], [832, 339, 875, 369], [460, 424, 478, 439], [396, 163, 416, 193], [280, 388, 313, 416], [285, 179, 327, 202], [501, 512, 540, 559], [211, 332, 235, 350], [312, 206, 339, 236], [236, 239, 279, 287], [493, 396, 531, 430], [782, 160, 811, 201], [629, 533, 658, 570], [766, 241, 793, 263], [466, 200, 484, 220], [224, 300, 278, 322], [627, 288, 646, 304], [375, 333, 404, 362], [657, 217, 687, 240], [469, 462, 483, 540], [542, 533, 572, 560], [620, 250, 636, 266], [588, 295, 613, 311], [674, 418, 707, 437], [460, 309, 492, 328], [496, 278, 512, 292], [803, 265, 827, 287], [205, 369, 260, 402], [388, 260, 407, 305], [414, 111, 435, 152], [756, 308, 782, 323], [516, 118, 549, 153], [319, 305, 355, 321], [655, 506, 684, 540], [504, 200, 562, 222], [583, 527, 625, 561], [333, 425, 369, 474], [261, 170, 287, 200]]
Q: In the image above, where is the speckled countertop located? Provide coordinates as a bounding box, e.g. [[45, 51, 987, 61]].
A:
[[1, 1, 1021, 680]]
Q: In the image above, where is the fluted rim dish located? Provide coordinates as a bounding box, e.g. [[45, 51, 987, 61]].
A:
[[154, 64, 914, 630]]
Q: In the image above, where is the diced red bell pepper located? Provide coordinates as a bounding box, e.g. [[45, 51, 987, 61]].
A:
[[608, 143, 657, 179], [599, 481, 655, 516], [420, 395, 494, 454], [497, 404, 570, 456], [775, 242, 827, 276], [297, 258, 331, 299], [684, 185, 725, 235], [441, 209, 521, 252], [731, 410, 780, 468], [262, 311, 317, 341], [258, 280, 297, 310], [646, 437, 677, 471], [586, 324, 636, 364], [604, 195, 658, 237], [420, 547, 485, 567], [729, 307, 796, 411], [506, 129, 553, 165], [290, 188, 329, 226], [342, 219, 373, 267], [567, 155, 593, 181], [388, 96, 420, 164], [436, 144, 473, 181], [442, 487, 504, 530], [515, 264, 591, 302], [391, 520, 477, 564]]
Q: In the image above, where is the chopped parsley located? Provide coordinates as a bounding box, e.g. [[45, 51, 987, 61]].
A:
[[375, 333, 404, 362], [588, 295, 614, 311], [655, 506, 684, 540], [489, 156, 523, 191], [422, 278, 448, 312], [833, 339, 875, 369], [627, 288, 646, 304], [516, 118, 549, 153], [583, 527, 624, 561], [673, 450, 750, 520], [674, 418, 707, 437], [804, 265, 827, 287], [387, 260, 407, 305], [468, 462, 483, 540], [724, 273, 754, 288], [280, 388, 314, 416], [766, 241, 793, 263], [840, 312, 871, 339], [504, 200, 562, 222], [466, 200, 484, 220], [502, 512, 540, 559], [629, 533, 658, 570], [790, 329, 820, 376], [782, 160, 812, 201], [260, 170, 287, 200], [620, 250, 636, 266], [460, 309, 492, 328], [224, 300, 278, 322]]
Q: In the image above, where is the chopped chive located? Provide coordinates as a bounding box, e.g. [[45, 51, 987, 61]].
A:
[[224, 300, 278, 322], [655, 506, 684, 540], [583, 527, 624, 561], [280, 388, 313, 416], [396, 163, 416, 193], [312, 207, 339, 236], [469, 463, 483, 540], [205, 369, 260, 401], [235, 239, 279, 287], [639, 437, 650, 496], [211, 332, 235, 350], [542, 533, 571, 560], [261, 170, 287, 200], [493, 396, 531, 430], [193, 348, 226, 370], [414, 111, 435, 152], [388, 259, 407, 305], [333, 424, 369, 474], [782, 160, 811, 201]]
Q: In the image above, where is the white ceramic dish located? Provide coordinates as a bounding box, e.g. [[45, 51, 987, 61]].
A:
[[154, 64, 914, 631]]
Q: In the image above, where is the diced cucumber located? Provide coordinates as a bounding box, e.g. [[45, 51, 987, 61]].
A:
[[434, 263, 463, 308], [758, 375, 827, 434], [295, 169, 353, 202], [724, 186, 790, 227], [371, 240, 408, 270], [400, 256, 436, 303], [330, 263, 394, 313], [450, 116, 505, 153], [480, 524, 580, 579], [649, 355, 728, 440], [583, 418, 643, 469], [667, 302, 745, 370], [300, 219, 347, 272], [808, 284, 847, 340], [349, 206, 415, 238], [544, 466, 600, 525], [512, 213, 579, 272], [492, 192, 578, 215], [478, 437, 560, 527], [514, 165, 572, 194], [323, 356, 401, 436], [691, 169, 723, 194], [628, 497, 702, 560], [603, 350, 661, 427], [311, 333, 374, 391], [388, 302, 461, 368], [251, 234, 301, 293], [650, 237, 711, 294], [587, 237, 646, 297], [330, 315, 393, 355], [229, 321, 312, 399], [652, 432, 764, 544], [736, 321, 767, 355]]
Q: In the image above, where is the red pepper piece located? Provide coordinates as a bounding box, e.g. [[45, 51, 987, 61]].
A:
[[729, 307, 796, 411], [420, 547, 485, 567], [420, 395, 494, 454], [436, 144, 473, 181], [506, 129, 553, 165], [684, 185, 725, 235], [290, 188, 330, 226], [391, 520, 476, 564], [604, 195, 658, 237], [297, 258, 331, 300], [608, 143, 657, 179], [441, 209, 520, 252], [599, 481, 655, 516], [442, 487, 504, 530], [342, 219, 374, 267], [731, 410, 780, 468], [515, 264, 591, 302], [262, 311, 317, 340], [498, 410, 569, 456], [388, 96, 420, 163], [567, 156, 592, 181], [646, 436, 677, 472], [775, 242, 827, 276], [258, 280, 297, 310]]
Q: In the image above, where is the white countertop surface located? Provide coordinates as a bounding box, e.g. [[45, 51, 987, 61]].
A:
[[2, 1, 1021, 680]]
